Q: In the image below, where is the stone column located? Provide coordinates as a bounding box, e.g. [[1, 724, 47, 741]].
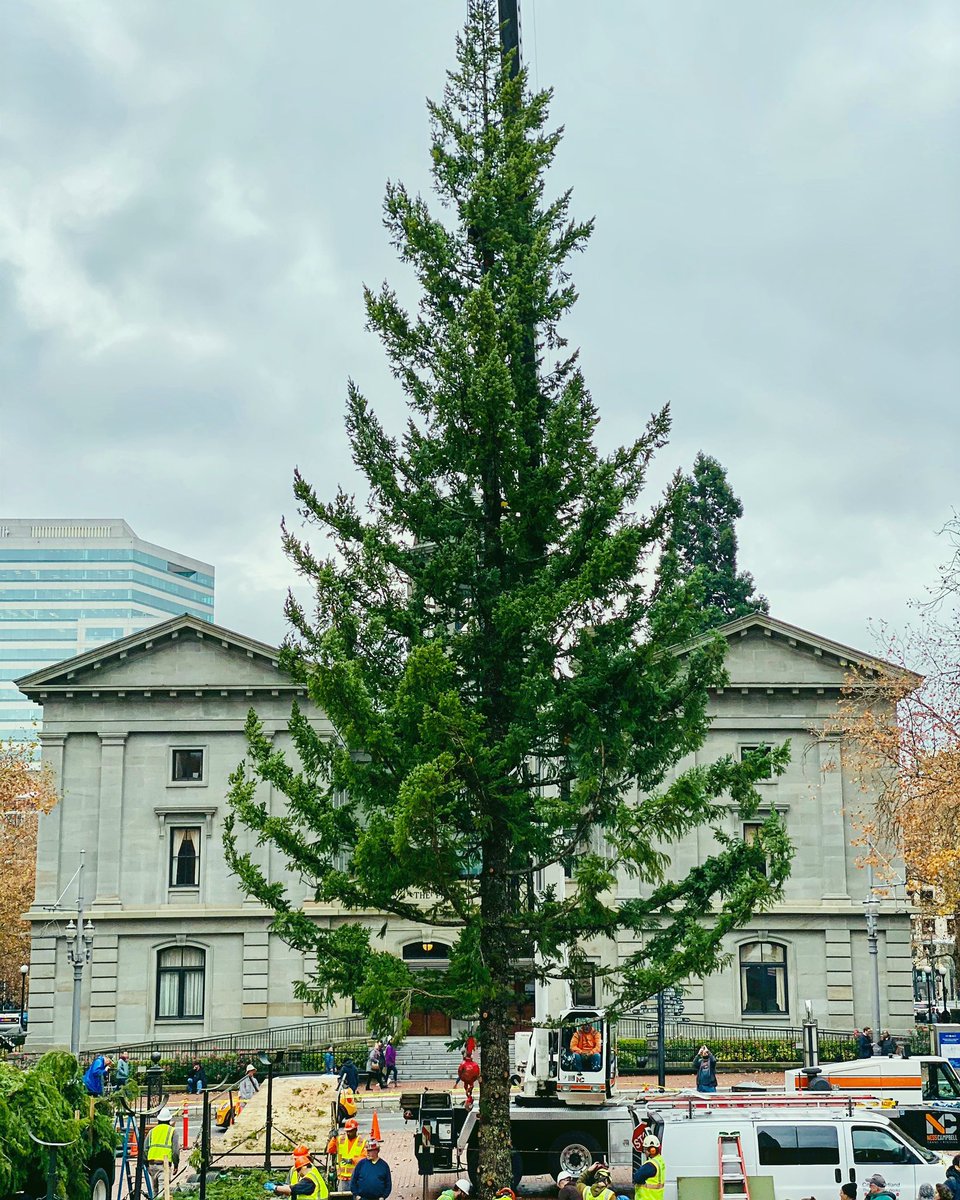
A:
[[94, 735, 126, 906]]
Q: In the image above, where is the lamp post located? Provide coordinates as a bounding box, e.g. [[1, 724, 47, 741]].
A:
[[864, 895, 882, 1055], [65, 854, 94, 1055], [259, 1053, 274, 1169], [19, 965, 28, 1029]]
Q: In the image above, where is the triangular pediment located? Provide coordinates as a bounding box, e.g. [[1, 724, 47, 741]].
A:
[[16, 614, 294, 696], [676, 613, 918, 691]]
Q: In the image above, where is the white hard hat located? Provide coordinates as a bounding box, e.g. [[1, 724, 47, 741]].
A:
[[455, 1180, 473, 1195], [642, 1133, 660, 1151], [245, 1063, 256, 1073], [557, 1172, 575, 1184], [157, 1107, 173, 1122]]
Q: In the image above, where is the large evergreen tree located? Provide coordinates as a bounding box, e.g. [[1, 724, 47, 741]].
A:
[[659, 452, 769, 632], [224, 5, 790, 1192]]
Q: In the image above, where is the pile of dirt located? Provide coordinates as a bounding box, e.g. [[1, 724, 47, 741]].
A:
[[219, 1076, 341, 1155]]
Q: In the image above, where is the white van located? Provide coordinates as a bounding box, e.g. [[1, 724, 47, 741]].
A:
[[642, 1097, 945, 1200]]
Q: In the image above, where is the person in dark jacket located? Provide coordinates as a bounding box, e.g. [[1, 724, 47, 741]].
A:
[[878, 1030, 897, 1055], [945, 1153, 960, 1199], [337, 1057, 360, 1092], [349, 1139, 391, 1200], [187, 1061, 207, 1093], [855, 1027, 874, 1058], [693, 1045, 717, 1093]]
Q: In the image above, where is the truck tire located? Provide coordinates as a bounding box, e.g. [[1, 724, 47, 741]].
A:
[[549, 1131, 601, 1180], [88, 1167, 111, 1200]]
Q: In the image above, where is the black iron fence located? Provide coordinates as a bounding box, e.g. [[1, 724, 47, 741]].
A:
[[99, 1014, 369, 1059]]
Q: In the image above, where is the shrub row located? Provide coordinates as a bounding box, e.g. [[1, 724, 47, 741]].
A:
[[616, 1035, 864, 1069]]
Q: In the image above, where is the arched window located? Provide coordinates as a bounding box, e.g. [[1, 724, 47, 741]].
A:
[[739, 941, 788, 1015], [156, 946, 205, 1019], [402, 941, 451, 965]]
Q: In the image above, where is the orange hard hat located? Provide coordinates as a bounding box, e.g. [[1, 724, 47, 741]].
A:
[[293, 1156, 310, 1169], [293, 1145, 310, 1158], [344, 1119, 359, 1132]]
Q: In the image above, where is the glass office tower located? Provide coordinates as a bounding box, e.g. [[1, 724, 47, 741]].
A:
[[0, 519, 215, 743]]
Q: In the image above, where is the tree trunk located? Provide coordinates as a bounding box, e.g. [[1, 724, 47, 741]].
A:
[[476, 839, 516, 1196]]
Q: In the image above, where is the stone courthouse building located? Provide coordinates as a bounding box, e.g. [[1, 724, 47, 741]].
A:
[[18, 611, 913, 1049]]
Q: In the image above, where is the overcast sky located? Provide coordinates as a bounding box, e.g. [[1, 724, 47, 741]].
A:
[[1, 1, 957, 655]]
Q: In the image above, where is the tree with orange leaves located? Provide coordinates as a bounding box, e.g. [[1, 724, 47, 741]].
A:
[[0, 739, 58, 1004], [835, 518, 960, 990]]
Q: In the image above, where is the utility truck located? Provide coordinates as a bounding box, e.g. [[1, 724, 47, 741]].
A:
[[784, 1052, 960, 1152], [405, 1007, 640, 1183]]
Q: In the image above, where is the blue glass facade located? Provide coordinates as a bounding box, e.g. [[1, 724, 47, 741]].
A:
[[0, 521, 215, 746]]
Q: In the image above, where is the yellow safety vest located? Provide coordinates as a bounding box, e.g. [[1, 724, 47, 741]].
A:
[[336, 1136, 366, 1180], [305, 1166, 328, 1198], [635, 1155, 665, 1200], [146, 1123, 174, 1162]]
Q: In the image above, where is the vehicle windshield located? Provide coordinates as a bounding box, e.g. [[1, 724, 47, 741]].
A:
[[924, 1061, 960, 1101], [893, 1123, 940, 1165]]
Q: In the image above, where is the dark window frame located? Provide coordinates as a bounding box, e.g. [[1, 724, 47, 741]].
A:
[[740, 940, 788, 1015], [155, 946, 205, 1020], [169, 826, 201, 888], [739, 743, 773, 779], [170, 747, 205, 784], [756, 1123, 840, 1166]]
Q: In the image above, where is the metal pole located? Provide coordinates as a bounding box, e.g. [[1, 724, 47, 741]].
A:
[[264, 1060, 274, 1170], [865, 902, 882, 1054], [19, 966, 27, 1027], [199, 1089, 211, 1200], [656, 990, 666, 1088]]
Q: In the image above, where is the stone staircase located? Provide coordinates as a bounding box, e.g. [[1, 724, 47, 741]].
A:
[[385, 1036, 518, 1082], [389, 1036, 464, 1082]]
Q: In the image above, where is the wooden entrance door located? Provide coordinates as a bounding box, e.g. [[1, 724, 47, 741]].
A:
[[408, 1007, 452, 1036]]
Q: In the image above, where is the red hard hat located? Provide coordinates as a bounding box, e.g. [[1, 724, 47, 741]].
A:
[[345, 1119, 359, 1132]]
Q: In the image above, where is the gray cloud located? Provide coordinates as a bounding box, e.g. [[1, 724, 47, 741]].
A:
[[1, 0, 957, 654]]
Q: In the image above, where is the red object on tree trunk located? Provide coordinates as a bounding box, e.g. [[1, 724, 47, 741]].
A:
[[457, 1045, 481, 1108]]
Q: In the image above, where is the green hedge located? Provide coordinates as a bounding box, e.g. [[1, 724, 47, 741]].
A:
[[616, 1035, 861, 1069]]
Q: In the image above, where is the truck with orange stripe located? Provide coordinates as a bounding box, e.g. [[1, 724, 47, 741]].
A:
[[784, 1054, 960, 1151]]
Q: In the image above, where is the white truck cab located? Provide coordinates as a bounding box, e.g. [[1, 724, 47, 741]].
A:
[[642, 1096, 945, 1200]]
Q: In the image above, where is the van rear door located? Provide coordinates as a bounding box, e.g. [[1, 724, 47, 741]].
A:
[[754, 1122, 842, 1199]]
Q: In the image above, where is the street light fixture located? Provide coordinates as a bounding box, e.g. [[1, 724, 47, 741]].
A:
[[864, 895, 882, 1055], [19, 965, 28, 1030]]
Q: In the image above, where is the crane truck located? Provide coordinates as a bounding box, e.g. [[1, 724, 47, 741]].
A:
[[405, 1007, 643, 1183]]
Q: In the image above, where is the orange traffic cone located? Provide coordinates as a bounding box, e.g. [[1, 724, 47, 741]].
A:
[[128, 1127, 139, 1157], [370, 1111, 381, 1141]]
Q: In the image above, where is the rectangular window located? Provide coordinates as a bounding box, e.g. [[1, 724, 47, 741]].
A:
[[757, 1124, 839, 1166], [171, 747, 204, 783], [739, 744, 773, 779], [169, 827, 201, 888], [740, 941, 787, 1014], [156, 946, 205, 1019], [742, 822, 768, 876], [572, 964, 598, 1007]]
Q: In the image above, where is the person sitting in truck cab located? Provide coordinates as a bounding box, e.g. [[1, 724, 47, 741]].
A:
[[633, 1134, 665, 1200], [569, 1022, 602, 1071]]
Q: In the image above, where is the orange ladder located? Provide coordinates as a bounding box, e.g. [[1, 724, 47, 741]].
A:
[[717, 1132, 750, 1200]]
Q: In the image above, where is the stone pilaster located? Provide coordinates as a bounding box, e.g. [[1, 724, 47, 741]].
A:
[[94, 735, 126, 905], [818, 737, 849, 900]]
